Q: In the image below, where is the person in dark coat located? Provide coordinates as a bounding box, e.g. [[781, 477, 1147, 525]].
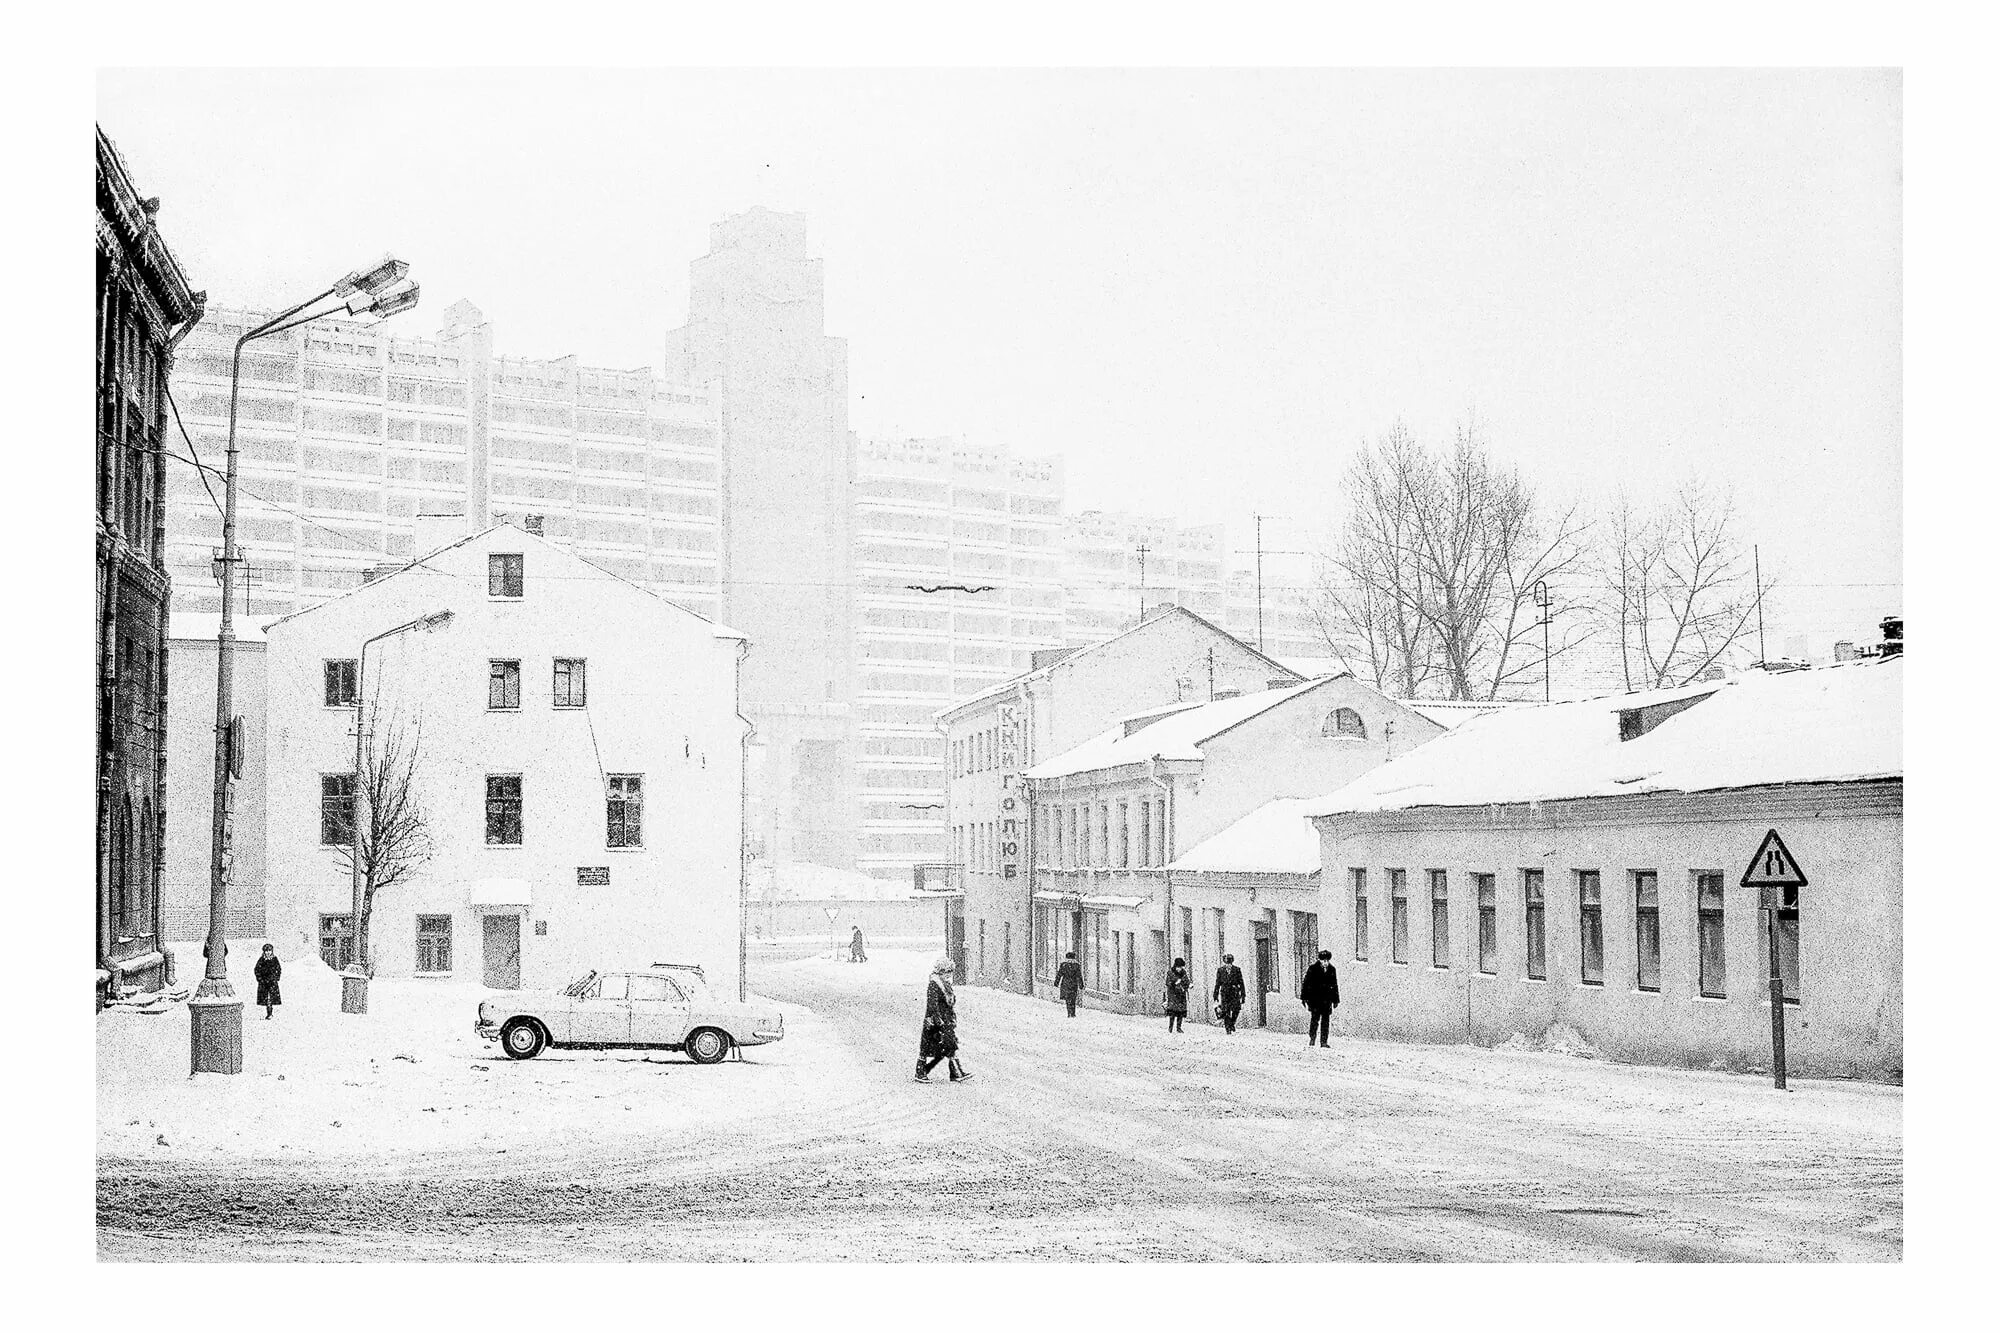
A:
[[1054, 950, 1084, 1017], [253, 943, 282, 1019], [849, 926, 868, 963], [1163, 957, 1192, 1033], [916, 956, 972, 1083], [1212, 953, 1246, 1033], [1299, 948, 1340, 1047]]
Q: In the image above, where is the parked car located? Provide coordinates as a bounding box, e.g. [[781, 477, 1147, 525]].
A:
[[475, 963, 783, 1063]]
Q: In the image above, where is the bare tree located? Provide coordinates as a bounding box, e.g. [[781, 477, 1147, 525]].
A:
[[332, 718, 433, 973], [1598, 480, 1769, 690]]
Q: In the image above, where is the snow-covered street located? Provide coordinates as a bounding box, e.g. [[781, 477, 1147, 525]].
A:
[[99, 945, 1900, 1261]]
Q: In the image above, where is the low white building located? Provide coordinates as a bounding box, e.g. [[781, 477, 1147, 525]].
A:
[[262, 522, 749, 994]]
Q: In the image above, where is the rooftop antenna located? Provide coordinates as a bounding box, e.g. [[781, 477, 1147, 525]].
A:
[[1136, 541, 1149, 622]]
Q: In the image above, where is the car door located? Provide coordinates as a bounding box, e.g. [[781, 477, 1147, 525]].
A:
[[568, 972, 632, 1044], [627, 973, 691, 1046]]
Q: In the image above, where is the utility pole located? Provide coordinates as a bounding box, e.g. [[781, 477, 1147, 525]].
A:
[[1534, 580, 1552, 703], [1754, 544, 1766, 664], [1206, 646, 1216, 700], [1253, 514, 1265, 653], [1135, 541, 1149, 623]]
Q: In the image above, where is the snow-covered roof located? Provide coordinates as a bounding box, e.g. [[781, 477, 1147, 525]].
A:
[[1398, 698, 1532, 730], [1026, 677, 1340, 779], [1306, 660, 1901, 816], [167, 612, 270, 644], [1168, 797, 1324, 876]]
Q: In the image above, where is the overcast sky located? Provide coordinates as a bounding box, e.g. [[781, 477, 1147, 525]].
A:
[[96, 68, 1900, 649]]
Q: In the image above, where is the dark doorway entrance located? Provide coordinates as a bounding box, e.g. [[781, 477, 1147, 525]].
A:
[[482, 914, 521, 990], [1252, 919, 1275, 1027]]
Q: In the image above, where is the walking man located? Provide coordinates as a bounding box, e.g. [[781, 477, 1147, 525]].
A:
[[1299, 948, 1340, 1047], [1212, 953, 1246, 1033], [1055, 950, 1083, 1017], [849, 926, 868, 963]]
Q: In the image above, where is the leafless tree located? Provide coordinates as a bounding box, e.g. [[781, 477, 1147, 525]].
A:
[[1598, 481, 1770, 690], [332, 718, 433, 973]]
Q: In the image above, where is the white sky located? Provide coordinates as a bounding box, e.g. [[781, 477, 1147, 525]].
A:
[[96, 67, 1900, 647]]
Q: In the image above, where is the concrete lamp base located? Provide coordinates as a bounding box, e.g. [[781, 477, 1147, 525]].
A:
[[188, 994, 244, 1075], [340, 971, 369, 1015]]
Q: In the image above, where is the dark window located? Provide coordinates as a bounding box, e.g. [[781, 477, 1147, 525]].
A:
[[1323, 707, 1367, 738], [319, 913, 355, 970], [553, 657, 587, 707], [489, 552, 524, 598], [1634, 872, 1661, 992], [1524, 869, 1547, 980], [1578, 871, 1604, 985], [1350, 869, 1369, 962], [320, 773, 356, 845], [1294, 909, 1320, 981], [1697, 872, 1727, 998], [324, 659, 358, 707], [1002, 921, 1013, 978], [606, 774, 643, 848], [1758, 886, 1801, 1004], [1474, 873, 1497, 975], [488, 659, 521, 710], [1389, 869, 1410, 963], [415, 915, 452, 972], [486, 774, 523, 845], [1429, 870, 1450, 968]]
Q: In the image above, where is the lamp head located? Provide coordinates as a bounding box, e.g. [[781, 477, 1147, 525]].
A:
[[335, 255, 410, 298]]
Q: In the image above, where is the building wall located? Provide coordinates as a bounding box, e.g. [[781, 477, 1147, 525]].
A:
[[1314, 783, 1903, 1081], [262, 527, 745, 996], [1166, 874, 1324, 1032], [163, 629, 266, 941]]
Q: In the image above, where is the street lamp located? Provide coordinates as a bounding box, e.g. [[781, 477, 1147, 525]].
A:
[[341, 609, 454, 1015], [191, 259, 419, 1076]]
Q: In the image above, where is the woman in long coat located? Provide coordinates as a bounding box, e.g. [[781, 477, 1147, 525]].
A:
[[916, 957, 972, 1083], [1162, 957, 1192, 1033], [253, 944, 282, 1019]]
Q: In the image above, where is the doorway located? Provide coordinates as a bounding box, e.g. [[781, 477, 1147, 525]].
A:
[[1252, 918, 1275, 1027], [482, 914, 521, 990]]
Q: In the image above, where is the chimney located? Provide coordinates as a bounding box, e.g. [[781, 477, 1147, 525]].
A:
[[524, 514, 545, 537], [1833, 640, 1857, 663], [1879, 615, 1903, 659]]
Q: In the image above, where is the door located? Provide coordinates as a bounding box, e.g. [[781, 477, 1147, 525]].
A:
[[569, 972, 632, 1043], [948, 913, 968, 983], [482, 914, 521, 990], [1252, 922, 1274, 1028], [627, 973, 691, 1045]]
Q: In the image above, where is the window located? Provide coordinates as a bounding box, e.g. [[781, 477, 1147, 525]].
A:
[[1578, 871, 1604, 985], [1524, 869, 1547, 981], [606, 774, 643, 848], [1294, 910, 1320, 983], [1697, 872, 1727, 998], [553, 657, 587, 707], [594, 973, 629, 1001], [319, 914, 355, 970], [320, 773, 356, 846], [416, 915, 452, 972], [1002, 922, 1013, 978], [1350, 869, 1369, 962], [629, 974, 679, 1003], [324, 659, 358, 707], [1634, 872, 1661, 992], [1390, 869, 1410, 963], [486, 774, 523, 845], [1137, 801, 1152, 867], [1757, 886, 1801, 1004], [1429, 870, 1451, 968], [1323, 707, 1367, 739], [1475, 873, 1497, 975], [1126, 932, 1138, 995], [488, 552, 524, 598], [488, 659, 521, 710]]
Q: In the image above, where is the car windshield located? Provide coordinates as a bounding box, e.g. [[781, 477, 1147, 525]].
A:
[[562, 971, 597, 998]]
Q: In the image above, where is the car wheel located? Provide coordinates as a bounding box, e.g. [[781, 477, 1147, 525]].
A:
[[500, 1019, 545, 1060], [685, 1027, 730, 1065]]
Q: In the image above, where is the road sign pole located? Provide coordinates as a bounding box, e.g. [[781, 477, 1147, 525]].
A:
[[1763, 895, 1788, 1090]]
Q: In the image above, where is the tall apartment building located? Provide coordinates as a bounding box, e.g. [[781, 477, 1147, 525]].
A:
[[1061, 511, 1229, 648], [851, 437, 1066, 881], [1220, 563, 1327, 664]]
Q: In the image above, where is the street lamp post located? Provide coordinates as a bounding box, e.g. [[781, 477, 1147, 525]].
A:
[[342, 610, 454, 1015], [191, 259, 420, 1075]]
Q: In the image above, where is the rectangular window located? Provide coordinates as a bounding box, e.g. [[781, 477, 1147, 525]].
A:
[[1350, 869, 1369, 962], [1429, 869, 1450, 968], [1524, 869, 1547, 981], [1757, 886, 1802, 1004], [1634, 871, 1661, 992], [415, 915, 453, 973], [323, 658, 358, 707], [320, 773, 355, 846], [1390, 869, 1410, 964], [1126, 932, 1137, 995], [553, 657, 587, 707], [1295, 909, 1321, 980], [1578, 871, 1604, 985], [1138, 802, 1151, 867], [1697, 872, 1727, 998], [318, 913, 355, 970], [486, 774, 523, 845], [488, 552, 524, 598], [606, 774, 643, 848], [488, 659, 521, 710], [1475, 873, 1497, 975]]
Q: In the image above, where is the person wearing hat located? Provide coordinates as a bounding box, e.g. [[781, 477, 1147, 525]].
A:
[[1162, 957, 1192, 1033], [1212, 953, 1246, 1033], [1054, 949, 1084, 1017], [253, 943, 282, 1020], [1299, 948, 1340, 1048], [916, 956, 973, 1083]]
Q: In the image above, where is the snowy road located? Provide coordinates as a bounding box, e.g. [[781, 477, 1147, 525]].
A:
[[99, 948, 1900, 1261]]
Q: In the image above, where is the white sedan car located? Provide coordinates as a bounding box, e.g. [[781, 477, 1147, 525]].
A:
[[475, 964, 783, 1064]]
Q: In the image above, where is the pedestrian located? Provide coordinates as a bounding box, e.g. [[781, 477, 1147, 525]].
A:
[[253, 943, 282, 1020], [850, 926, 868, 963], [1054, 950, 1084, 1017], [1163, 957, 1192, 1033], [1299, 948, 1340, 1048], [916, 956, 972, 1083], [1212, 953, 1246, 1033]]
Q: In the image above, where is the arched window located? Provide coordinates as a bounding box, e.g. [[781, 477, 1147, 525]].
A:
[[1322, 707, 1367, 739]]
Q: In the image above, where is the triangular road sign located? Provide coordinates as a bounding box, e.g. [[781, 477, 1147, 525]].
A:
[[1740, 829, 1808, 889]]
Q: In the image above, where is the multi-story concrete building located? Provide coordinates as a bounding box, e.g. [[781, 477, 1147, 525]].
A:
[[852, 436, 1066, 881], [97, 126, 205, 1003], [262, 522, 749, 994], [1060, 511, 1228, 648]]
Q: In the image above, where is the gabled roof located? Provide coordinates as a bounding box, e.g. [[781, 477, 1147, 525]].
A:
[[1168, 797, 1324, 876], [1305, 659, 1901, 816], [1026, 676, 1343, 780], [1398, 698, 1533, 730]]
